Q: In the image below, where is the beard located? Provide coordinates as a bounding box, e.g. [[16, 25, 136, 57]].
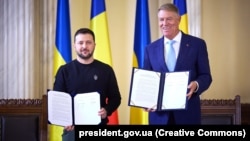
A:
[[77, 50, 93, 60]]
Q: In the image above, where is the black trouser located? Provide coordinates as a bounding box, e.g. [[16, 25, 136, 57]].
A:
[[168, 111, 176, 125], [62, 129, 75, 141]]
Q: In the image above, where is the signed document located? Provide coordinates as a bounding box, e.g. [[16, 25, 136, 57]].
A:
[[128, 68, 189, 111], [48, 91, 101, 126]]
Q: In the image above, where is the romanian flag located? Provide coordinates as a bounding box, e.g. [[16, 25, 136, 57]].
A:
[[50, 0, 72, 141], [173, 0, 188, 34], [90, 0, 119, 125], [129, 0, 151, 125]]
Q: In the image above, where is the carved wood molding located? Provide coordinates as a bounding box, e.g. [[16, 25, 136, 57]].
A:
[[201, 99, 236, 106], [201, 95, 240, 106], [0, 95, 48, 141], [0, 99, 43, 106]]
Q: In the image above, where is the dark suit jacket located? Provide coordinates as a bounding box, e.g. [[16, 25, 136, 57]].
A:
[[144, 32, 212, 124]]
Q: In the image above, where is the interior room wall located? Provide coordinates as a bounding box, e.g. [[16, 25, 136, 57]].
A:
[[70, 0, 250, 124]]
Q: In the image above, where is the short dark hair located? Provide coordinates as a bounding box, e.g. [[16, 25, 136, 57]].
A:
[[74, 28, 95, 42]]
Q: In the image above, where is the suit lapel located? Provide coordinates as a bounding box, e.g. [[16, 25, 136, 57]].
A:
[[157, 37, 168, 71], [175, 33, 191, 71]]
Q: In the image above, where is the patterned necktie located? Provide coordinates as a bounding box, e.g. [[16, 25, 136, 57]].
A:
[[166, 40, 176, 72]]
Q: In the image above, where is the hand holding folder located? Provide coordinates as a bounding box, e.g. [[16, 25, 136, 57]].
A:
[[128, 68, 189, 111], [48, 91, 101, 126]]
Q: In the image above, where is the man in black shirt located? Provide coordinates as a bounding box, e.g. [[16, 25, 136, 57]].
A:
[[53, 28, 121, 141]]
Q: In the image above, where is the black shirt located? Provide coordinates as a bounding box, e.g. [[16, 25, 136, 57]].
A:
[[53, 59, 121, 124]]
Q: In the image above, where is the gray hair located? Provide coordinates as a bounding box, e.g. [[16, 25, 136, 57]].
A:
[[158, 3, 179, 15]]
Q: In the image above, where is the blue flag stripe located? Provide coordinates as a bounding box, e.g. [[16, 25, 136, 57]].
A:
[[174, 0, 187, 16], [134, 0, 151, 68], [91, 0, 106, 19], [55, 0, 72, 63]]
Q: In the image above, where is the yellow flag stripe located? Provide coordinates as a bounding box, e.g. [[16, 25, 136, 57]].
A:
[[179, 14, 188, 34], [90, 12, 112, 66], [53, 47, 66, 76]]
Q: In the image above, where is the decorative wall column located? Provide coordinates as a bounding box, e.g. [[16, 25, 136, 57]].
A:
[[0, 0, 56, 98], [187, 0, 201, 37]]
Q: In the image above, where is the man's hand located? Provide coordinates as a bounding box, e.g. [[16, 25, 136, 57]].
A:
[[98, 108, 107, 119], [64, 125, 74, 131], [187, 81, 198, 99]]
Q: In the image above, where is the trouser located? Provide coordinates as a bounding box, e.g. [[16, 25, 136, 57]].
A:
[[61, 119, 107, 141], [62, 129, 75, 141], [168, 111, 176, 124]]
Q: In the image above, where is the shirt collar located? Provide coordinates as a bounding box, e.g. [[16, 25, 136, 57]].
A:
[[164, 31, 182, 44]]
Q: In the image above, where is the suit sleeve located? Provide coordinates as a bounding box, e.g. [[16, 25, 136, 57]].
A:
[[195, 40, 212, 95]]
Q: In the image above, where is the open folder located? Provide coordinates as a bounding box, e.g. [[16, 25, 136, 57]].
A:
[[48, 90, 101, 126], [128, 68, 189, 111]]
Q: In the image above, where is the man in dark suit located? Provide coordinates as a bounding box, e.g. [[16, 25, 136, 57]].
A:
[[144, 3, 212, 124]]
